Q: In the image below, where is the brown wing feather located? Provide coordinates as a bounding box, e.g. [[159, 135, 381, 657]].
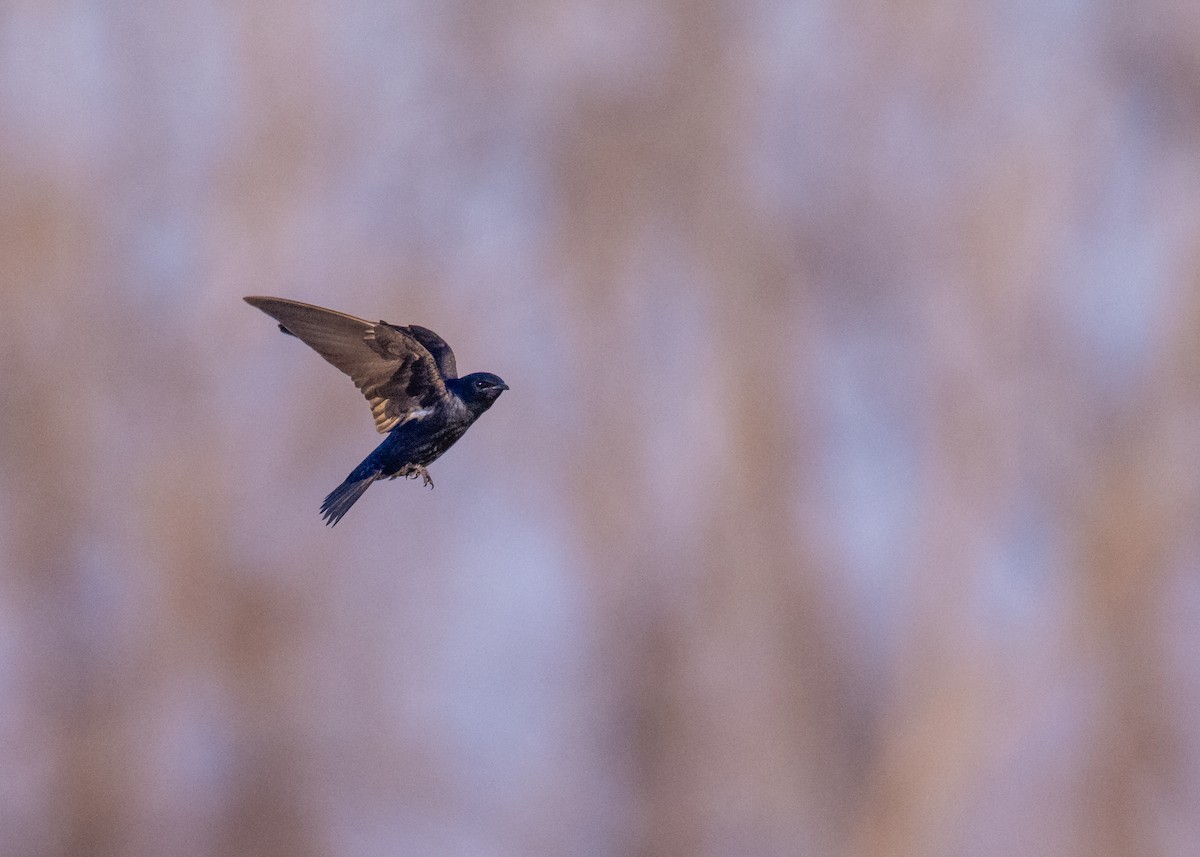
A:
[[244, 296, 449, 433]]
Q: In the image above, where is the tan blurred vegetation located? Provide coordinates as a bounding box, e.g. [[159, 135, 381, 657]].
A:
[[2, 1, 1200, 856]]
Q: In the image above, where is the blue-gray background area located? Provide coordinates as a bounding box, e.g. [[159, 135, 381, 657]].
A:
[[2, 2, 1198, 856]]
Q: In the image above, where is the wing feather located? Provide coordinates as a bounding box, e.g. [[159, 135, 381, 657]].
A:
[[402, 325, 458, 379], [244, 296, 454, 433]]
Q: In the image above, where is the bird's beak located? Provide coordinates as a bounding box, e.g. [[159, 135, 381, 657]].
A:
[[498, 383, 510, 391]]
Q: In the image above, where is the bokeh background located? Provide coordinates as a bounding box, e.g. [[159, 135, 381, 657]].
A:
[[2, 1, 1200, 855]]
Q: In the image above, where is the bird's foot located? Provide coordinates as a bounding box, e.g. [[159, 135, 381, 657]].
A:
[[404, 465, 434, 489]]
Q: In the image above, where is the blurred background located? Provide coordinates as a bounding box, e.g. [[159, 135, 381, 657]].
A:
[[2, 1, 1199, 855]]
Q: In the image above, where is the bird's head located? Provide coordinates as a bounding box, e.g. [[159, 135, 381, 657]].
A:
[[455, 372, 509, 413]]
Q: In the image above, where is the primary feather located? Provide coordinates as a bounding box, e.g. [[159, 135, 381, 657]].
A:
[[244, 296, 451, 433]]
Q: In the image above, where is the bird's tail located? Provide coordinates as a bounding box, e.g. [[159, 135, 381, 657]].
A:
[[320, 464, 380, 527]]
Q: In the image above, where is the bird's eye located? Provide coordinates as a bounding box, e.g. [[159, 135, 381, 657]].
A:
[[475, 379, 489, 389]]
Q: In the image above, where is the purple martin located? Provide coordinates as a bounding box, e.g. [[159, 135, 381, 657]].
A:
[[245, 296, 508, 526]]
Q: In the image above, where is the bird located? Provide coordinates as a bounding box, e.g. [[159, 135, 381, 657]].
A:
[[244, 296, 508, 526]]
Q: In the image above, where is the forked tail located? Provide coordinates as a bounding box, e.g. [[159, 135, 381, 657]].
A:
[[320, 465, 380, 526]]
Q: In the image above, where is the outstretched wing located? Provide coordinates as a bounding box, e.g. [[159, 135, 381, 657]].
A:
[[244, 296, 455, 433]]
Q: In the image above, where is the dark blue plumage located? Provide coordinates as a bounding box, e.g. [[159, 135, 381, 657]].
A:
[[245, 297, 507, 525], [318, 372, 507, 525]]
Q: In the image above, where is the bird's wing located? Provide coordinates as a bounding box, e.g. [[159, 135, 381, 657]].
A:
[[402, 325, 458, 379], [244, 296, 452, 433]]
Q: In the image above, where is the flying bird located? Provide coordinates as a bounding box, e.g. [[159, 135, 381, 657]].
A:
[[244, 296, 508, 526]]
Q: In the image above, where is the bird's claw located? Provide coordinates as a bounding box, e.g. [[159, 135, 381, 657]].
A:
[[404, 465, 434, 489]]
